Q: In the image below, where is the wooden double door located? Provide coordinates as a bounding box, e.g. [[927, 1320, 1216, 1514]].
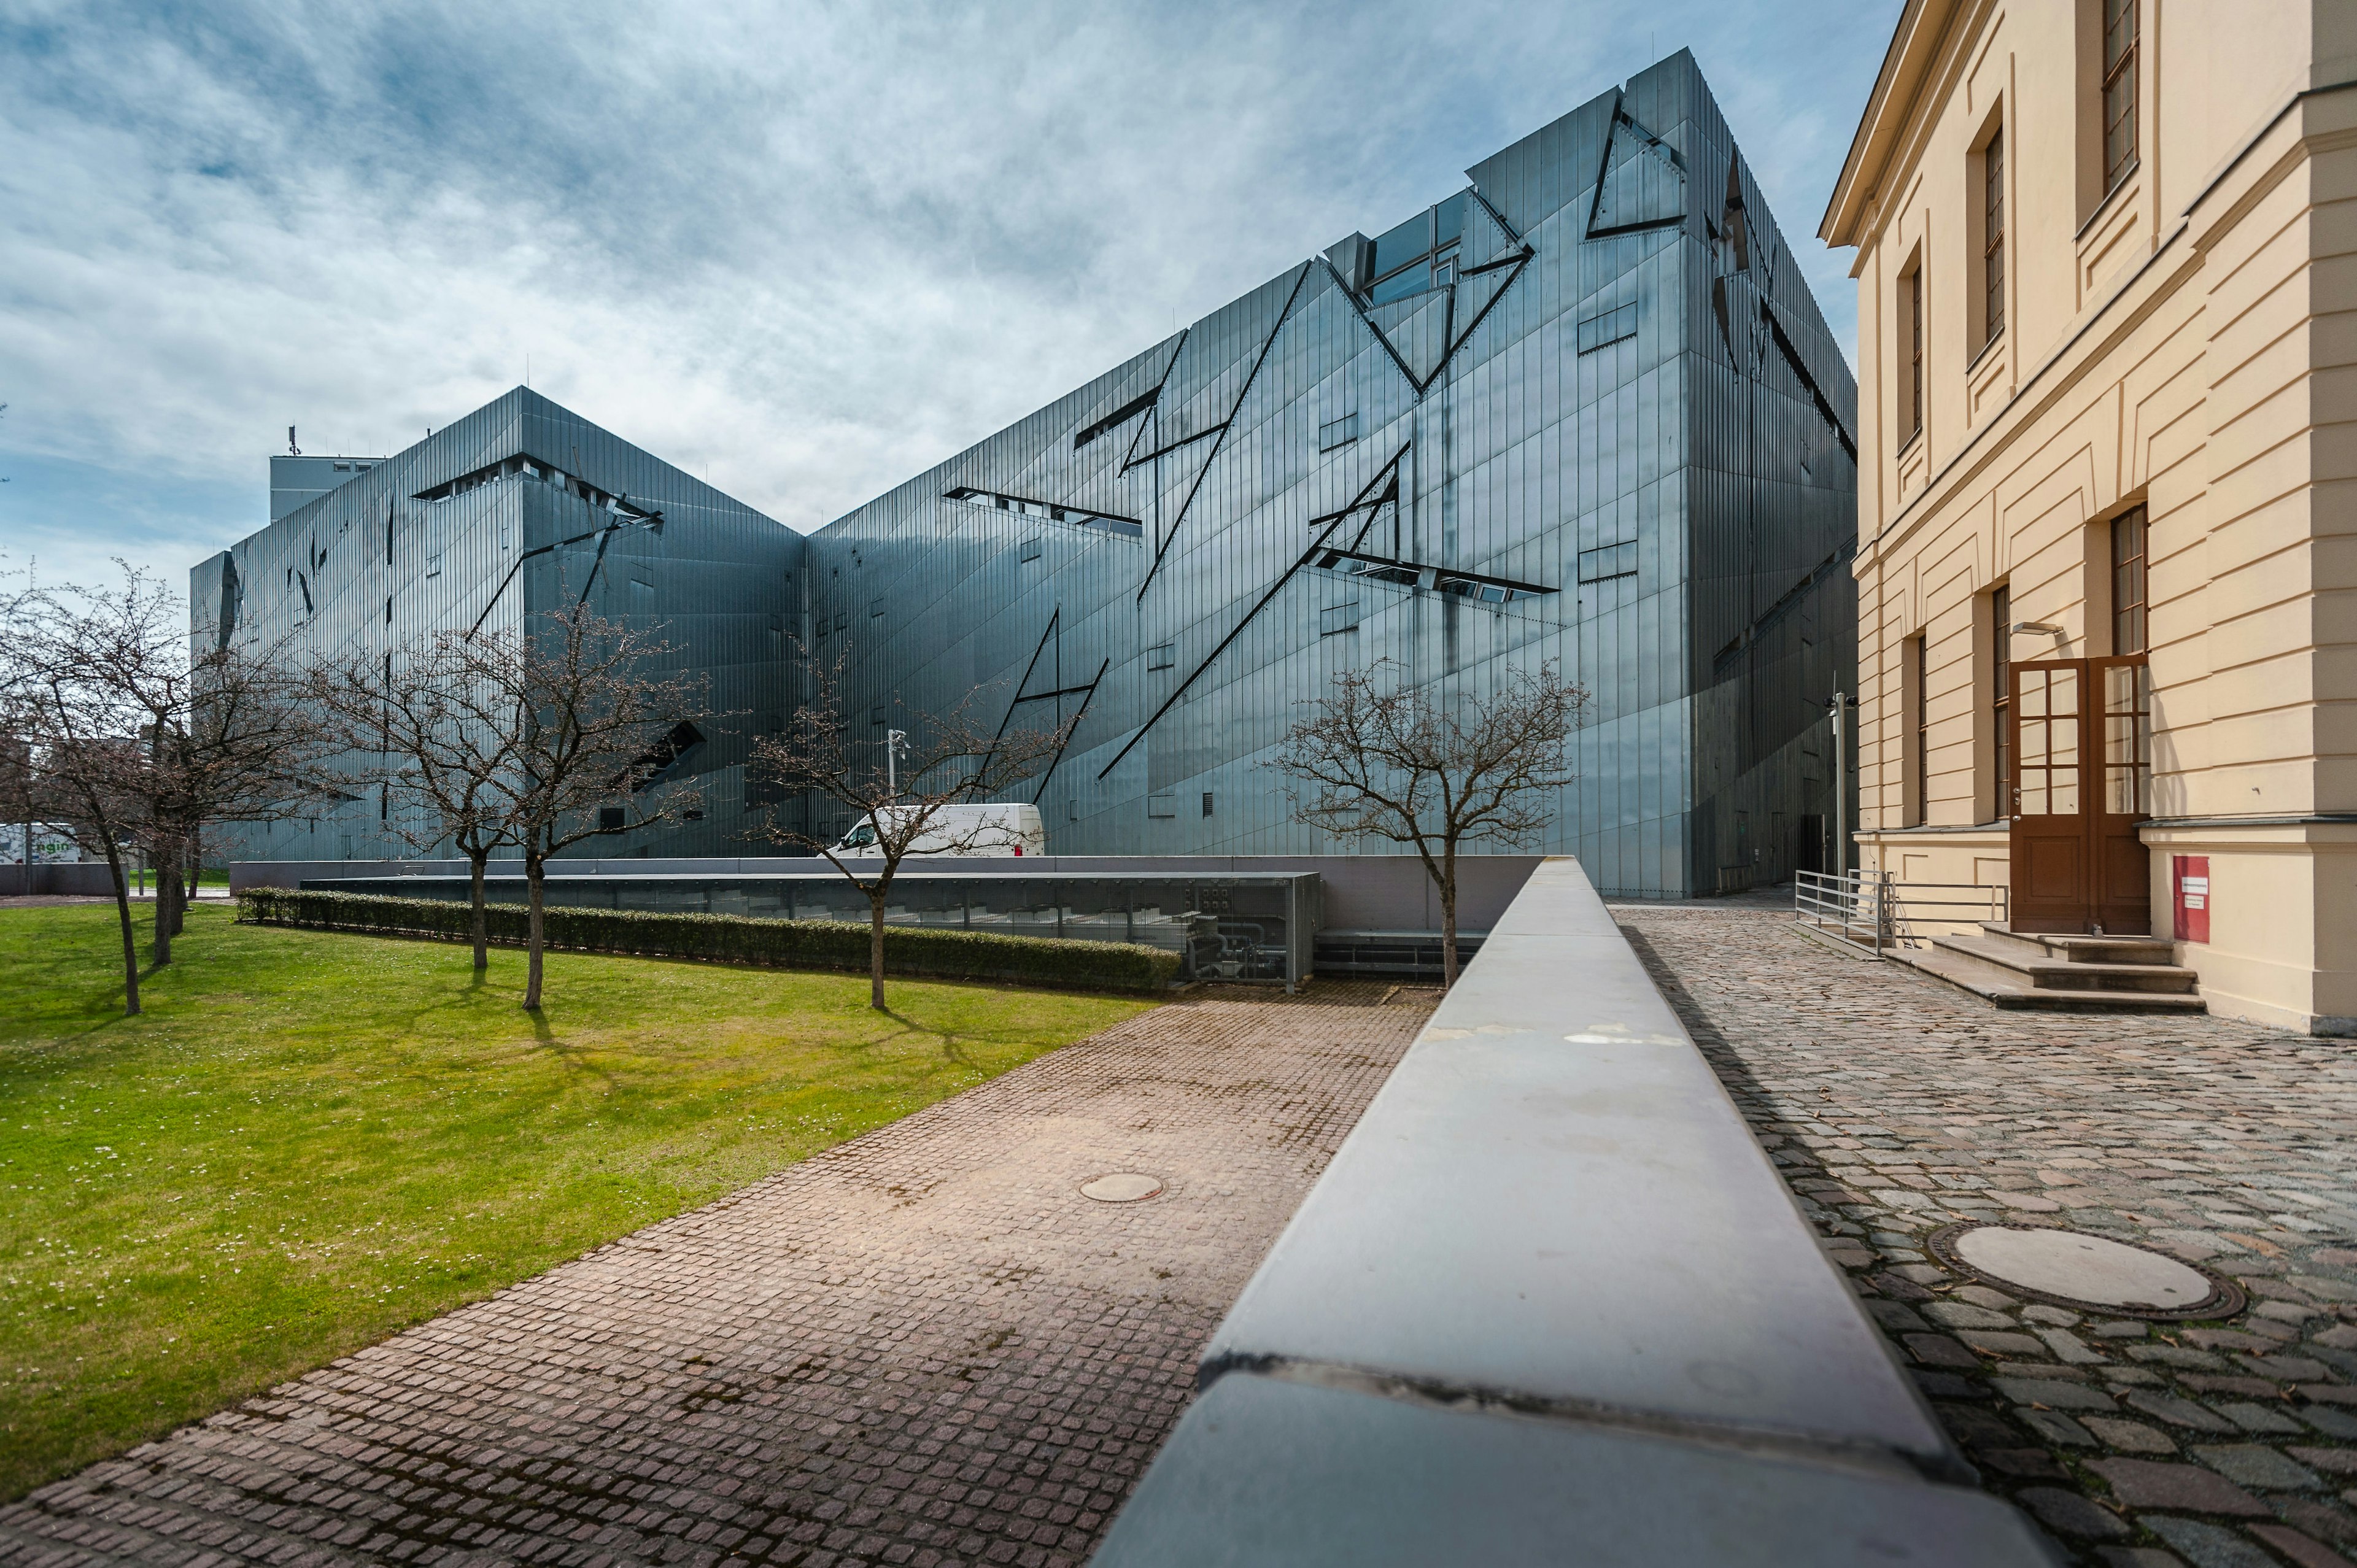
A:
[[2010, 657, 2152, 934]]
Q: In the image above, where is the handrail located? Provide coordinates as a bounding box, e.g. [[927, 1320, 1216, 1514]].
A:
[[1795, 871, 2008, 957]]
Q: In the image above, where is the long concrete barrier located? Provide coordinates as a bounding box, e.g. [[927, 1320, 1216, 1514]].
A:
[[1090, 857, 2051, 1566]]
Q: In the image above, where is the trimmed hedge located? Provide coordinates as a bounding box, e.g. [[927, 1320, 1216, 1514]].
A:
[[236, 887, 1182, 994]]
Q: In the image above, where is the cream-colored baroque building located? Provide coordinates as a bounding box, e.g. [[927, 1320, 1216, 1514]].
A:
[[1822, 0, 2357, 1031]]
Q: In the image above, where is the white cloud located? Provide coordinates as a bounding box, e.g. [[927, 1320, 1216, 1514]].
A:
[[0, 0, 1899, 590]]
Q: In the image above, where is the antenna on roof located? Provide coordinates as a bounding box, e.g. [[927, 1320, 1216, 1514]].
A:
[[287, 425, 301, 456]]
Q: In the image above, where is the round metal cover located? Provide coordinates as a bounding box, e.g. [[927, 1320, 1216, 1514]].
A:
[[1926, 1222, 2245, 1319], [1080, 1172, 1164, 1203]]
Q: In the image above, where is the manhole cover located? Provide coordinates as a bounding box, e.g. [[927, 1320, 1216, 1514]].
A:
[[1080, 1172, 1164, 1203], [1926, 1222, 2245, 1319]]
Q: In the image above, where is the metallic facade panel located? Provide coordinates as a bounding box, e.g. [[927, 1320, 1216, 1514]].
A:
[[201, 52, 1855, 898], [802, 50, 1856, 895]]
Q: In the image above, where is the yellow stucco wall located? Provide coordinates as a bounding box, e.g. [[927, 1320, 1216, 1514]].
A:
[[1825, 0, 2357, 1031]]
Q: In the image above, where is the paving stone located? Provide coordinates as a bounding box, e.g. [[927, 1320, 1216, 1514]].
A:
[[2132, 1346, 2232, 1371], [2019, 1410, 2100, 1447], [1937, 1405, 2027, 1451], [2127, 1392, 2243, 1432], [2294, 1451, 2357, 1478], [2015, 1486, 2130, 1539], [1952, 1286, 2021, 1311], [1914, 1371, 1991, 1400], [2084, 1418, 2180, 1454], [0, 995, 1421, 1568], [1862, 1299, 1930, 1333], [1925, 1302, 2016, 1330], [2092, 1550, 2191, 1568], [2278, 1499, 2357, 1547], [1997, 1378, 2118, 1412], [2192, 1445, 2324, 1490], [2086, 1459, 2271, 1515], [2143, 1518, 2287, 1568], [2188, 1377, 2289, 1400], [1614, 902, 2357, 1568], [2245, 1358, 2334, 1383], [1904, 1334, 1982, 1370], [1977, 1448, 2071, 1480], [2214, 1402, 2305, 1435], [1959, 1331, 2051, 1358], [2040, 1329, 2109, 1365], [2248, 1525, 2357, 1568]]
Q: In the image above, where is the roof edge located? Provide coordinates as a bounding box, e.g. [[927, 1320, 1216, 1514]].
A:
[[1819, 0, 1959, 249]]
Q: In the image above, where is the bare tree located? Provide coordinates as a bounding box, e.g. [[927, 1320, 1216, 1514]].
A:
[[0, 564, 338, 1010], [0, 567, 177, 1013], [314, 631, 521, 971], [159, 614, 341, 951], [1271, 659, 1585, 987], [478, 601, 711, 1010], [750, 646, 1072, 1010]]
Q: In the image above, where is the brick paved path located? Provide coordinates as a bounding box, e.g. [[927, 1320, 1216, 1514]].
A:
[[1620, 900, 2357, 1568], [0, 993, 1425, 1568]]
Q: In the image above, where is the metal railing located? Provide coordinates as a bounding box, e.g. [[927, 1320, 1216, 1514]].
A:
[[1795, 870, 2009, 957]]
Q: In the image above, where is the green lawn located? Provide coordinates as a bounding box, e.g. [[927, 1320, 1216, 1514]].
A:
[[0, 902, 1151, 1496]]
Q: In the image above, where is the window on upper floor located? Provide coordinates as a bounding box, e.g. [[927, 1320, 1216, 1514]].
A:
[[1363, 191, 1469, 307], [2103, 0, 2138, 192], [1900, 257, 1926, 446], [1980, 129, 2005, 349]]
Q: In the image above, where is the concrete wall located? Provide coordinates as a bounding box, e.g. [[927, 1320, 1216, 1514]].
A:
[[1091, 856, 2047, 1564], [1823, 0, 2357, 1030], [0, 863, 117, 897], [230, 854, 1543, 936]]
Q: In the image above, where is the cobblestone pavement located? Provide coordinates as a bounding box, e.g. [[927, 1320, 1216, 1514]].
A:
[[0, 991, 1427, 1568], [1619, 899, 2357, 1568]]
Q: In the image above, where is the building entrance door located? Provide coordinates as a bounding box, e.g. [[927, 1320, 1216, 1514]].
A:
[[2008, 657, 2151, 933]]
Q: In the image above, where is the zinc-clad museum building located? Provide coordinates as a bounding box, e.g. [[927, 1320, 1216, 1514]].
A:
[[198, 51, 1859, 899]]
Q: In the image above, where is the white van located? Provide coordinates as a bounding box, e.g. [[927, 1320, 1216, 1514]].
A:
[[827, 802, 1047, 858]]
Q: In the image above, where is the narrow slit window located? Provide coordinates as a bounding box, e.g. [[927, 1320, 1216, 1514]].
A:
[[2111, 506, 2148, 655], [1982, 130, 2004, 347], [2103, 0, 2138, 191], [1905, 263, 1925, 443]]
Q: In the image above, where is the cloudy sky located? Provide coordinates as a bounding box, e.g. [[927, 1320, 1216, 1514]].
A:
[[0, 0, 1898, 594]]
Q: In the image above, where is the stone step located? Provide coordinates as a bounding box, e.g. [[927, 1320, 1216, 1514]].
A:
[[1974, 921, 2180, 966], [1932, 932, 2203, 995], [1896, 941, 2207, 1013]]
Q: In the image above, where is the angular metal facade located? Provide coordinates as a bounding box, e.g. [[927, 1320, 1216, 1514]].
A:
[[195, 387, 807, 863], [802, 51, 1857, 895], [198, 51, 1855, 896]]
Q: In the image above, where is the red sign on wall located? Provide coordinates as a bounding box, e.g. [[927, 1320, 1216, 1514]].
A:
[[2173, 855, 2210, 944]]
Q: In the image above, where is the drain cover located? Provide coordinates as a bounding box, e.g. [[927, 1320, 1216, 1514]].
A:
[[1080, 1172, 1164, 1203], [1927, 1222, 2245, 1319]]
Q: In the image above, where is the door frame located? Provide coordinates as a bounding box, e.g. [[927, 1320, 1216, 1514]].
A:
[[2007, 655, 2151, 934]]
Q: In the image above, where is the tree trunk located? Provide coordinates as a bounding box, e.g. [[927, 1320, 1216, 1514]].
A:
[[1439, 842, 1460, 989], [522, 849, 546, 1010], [468, 851, 490, 971], [152, 838, 176, 967], [102, 835, 141, 1017], [868, 889, 888, 1011]]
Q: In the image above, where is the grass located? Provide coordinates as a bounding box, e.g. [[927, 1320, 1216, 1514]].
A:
[[0, 902, 1153, 1497]]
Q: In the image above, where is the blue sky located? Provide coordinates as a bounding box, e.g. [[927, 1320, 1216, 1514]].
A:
[[0, 0, 1900, 593]]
